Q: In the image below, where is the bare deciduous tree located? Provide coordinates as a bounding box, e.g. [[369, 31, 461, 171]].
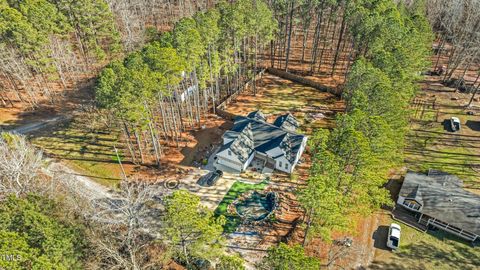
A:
[[427, 0, 480, 82], [0, 132, 44, 197], [85, 178, 168, 270]]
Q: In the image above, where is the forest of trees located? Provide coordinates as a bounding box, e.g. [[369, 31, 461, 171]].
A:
[[1, 0, 478, 109], [0, 0, 121, 107], [426, 0, 480, 105], [266, 0, 479, 82], [298, 0, 432, 243], [95, 0, 276, 167], [1, 0, 478, 269], [0, 133, 248, 269], [0, 0, 215, 108]]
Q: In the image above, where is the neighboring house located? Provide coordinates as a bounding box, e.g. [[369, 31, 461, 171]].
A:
[[215, 111, 307, 174], [174, 84, 197, 102], [398, 170, 480, 242]]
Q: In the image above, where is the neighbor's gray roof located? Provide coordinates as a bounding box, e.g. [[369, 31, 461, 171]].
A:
[[273, 113, 299, 132], [400, 170, 480, 235], [223, 111, 305, 163]]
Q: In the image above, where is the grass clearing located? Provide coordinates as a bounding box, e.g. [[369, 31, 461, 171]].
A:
[[214, 180, 268, 233], [30, 118, 123, 187], [371, 216, 480, 269], [383, 76, 480, 269], [226, 74, 344, 134], [405, 86, 480, 190]]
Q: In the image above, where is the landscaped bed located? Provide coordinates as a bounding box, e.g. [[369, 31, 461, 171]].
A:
[[214, 180, 269, 233]]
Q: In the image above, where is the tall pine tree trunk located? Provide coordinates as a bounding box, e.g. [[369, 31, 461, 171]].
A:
[[331, 6, 347, 76], [284, 0, 295, 72], [310, 4, 325, 74]]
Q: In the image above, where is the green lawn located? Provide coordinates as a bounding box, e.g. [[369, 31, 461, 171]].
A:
[[214, 180, 268, 233], [405, 106, 480, 190], [370, 216, 480, 269], [225, 74, 344, 134], [30, 118, 123, 187]]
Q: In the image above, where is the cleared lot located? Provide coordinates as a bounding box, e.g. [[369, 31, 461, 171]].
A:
[[225, 73, 344, 134], [405, 76, 480, 192]]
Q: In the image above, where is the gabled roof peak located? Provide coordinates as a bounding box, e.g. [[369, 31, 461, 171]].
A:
[[247, 110, 266, 122]]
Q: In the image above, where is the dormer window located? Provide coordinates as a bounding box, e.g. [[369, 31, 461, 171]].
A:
[[228, 150, 232, 156]]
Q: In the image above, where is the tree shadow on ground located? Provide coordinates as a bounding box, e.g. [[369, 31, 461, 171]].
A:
[[369, 233, 480, 270], [0, 77, 95, 129], [466, 120, 480, 132]]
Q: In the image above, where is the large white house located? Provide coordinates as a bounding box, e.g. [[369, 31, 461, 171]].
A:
[[214, 111, 308, 174]]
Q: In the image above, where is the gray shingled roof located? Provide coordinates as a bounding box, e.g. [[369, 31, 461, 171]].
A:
[[400, 171, 480, 236], [219, 124, 256, 163], [273, 113, 299, 132], [223, 111, 306, 164], [247, 110, 266, 122]]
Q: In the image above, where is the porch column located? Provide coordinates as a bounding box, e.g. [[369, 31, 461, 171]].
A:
[[418, 213, 423, 222]]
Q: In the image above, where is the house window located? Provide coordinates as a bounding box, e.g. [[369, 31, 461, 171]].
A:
[[403, 199, 421, 211], [285, 163, 288, 170], [279, 161, 282, 168], [228, 150, 232, 156]]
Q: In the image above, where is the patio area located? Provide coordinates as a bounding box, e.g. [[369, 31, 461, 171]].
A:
[[248, 154, 275, 175]]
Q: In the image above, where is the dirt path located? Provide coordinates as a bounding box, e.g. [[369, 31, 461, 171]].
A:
[[45, 160, 113, 200], [352, 213, 381, 269], [6, 114, 113, 201], [7, 115, 72, 134]]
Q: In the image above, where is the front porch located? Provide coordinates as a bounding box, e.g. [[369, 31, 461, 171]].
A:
[[424, 217, 478, 242], [393, 204, 479, 242], [392, 205, 427, 232], [248, 153, 275, 174]]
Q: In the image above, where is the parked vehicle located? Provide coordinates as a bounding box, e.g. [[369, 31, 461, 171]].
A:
[[387, 223, 401, 250], [197, 170, 223, 187], [450, 117, 461, 132]]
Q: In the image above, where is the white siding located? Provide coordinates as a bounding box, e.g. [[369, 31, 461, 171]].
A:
[[217, 148, 241, 163], [217, 157, 243, 172], [291, 136, 308, 173], [275, 156, 292, 173], [216, 148, 252, 172]]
